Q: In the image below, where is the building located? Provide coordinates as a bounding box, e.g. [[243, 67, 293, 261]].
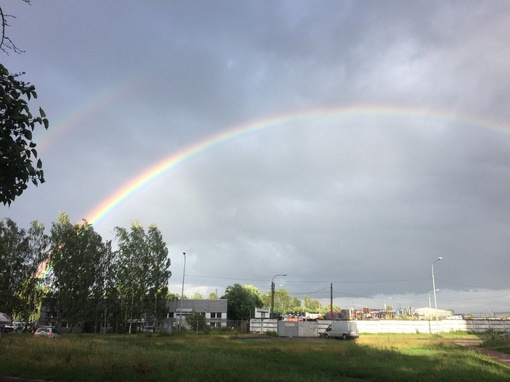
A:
[[415, 307, 452, 320], [167, 299, 228, 328], [254, 307, 270, 318]]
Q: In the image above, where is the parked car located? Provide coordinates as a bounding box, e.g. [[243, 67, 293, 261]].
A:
[[12, 321, 25, 332], [34, 326, 62, 339], [321, 321, 359, 340], [1, 324, 16, 333]]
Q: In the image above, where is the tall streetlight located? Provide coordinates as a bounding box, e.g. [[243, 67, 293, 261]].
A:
[[179, 252, 186, 331], [270, 274, 287, 318], [428, 289, 439, 309], [432, 257, 442, 323]]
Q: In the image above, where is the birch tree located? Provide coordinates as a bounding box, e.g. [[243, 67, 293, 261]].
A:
[[114, 222, 170, 332], [0, 218, 48, 320], [49, 213, 107, 330]]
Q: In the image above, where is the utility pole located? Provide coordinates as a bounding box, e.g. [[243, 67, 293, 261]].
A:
[[179, 252, 186, 331], [330, 283, 333, 316], [270, 274, 287, 318]]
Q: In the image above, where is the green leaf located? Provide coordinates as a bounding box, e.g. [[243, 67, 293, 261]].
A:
[[39, 107, 46, 118]]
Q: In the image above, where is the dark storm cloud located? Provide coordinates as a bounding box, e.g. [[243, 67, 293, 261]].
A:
[[1, 1, 510, 312]]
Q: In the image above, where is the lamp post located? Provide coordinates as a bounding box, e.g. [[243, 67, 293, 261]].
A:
[[270, 274, 287, 318], [179, 252, 186, 331], [428, 289, 439, 309], [384, 297, 392, 311], [432, 257, 442, 324]]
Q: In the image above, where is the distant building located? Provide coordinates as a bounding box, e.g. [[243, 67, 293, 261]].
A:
[[415, 307, 452, 320], [38, 298, 229, 333], [254, 307, 270, 318], [167, 299, 228, 328]]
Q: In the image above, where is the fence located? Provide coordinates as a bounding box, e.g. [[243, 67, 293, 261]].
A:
[[250, 318, 510, 336]]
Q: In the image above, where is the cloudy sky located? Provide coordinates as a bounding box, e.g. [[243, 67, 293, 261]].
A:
[[2, 1, 510, 315]]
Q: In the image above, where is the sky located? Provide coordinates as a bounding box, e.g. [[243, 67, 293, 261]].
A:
[[2, 0, 510, 315]]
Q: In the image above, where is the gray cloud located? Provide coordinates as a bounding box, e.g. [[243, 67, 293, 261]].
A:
[[2, 0, 510, 313]]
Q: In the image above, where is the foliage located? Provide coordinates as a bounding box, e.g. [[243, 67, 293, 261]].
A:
[[0, 214, 172, 332], [482, 331, 510, 355], [0, 218, 48, 319], [207, 291, 218, 300], [221, 284, 262, 320], [114, 222, 171, 332], [48, 213, 108, 330], [261, 287, 294, 315], [0, 65, 48, 205], [186, 310, 206, 332], [303, 295, 321, 311], [0, 3, 49, 205]]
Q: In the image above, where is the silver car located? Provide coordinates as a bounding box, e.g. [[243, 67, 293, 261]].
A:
[[34, 326, 62, 339]]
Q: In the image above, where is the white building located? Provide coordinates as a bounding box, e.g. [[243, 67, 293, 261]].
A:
[[254, 307, 270, 318], [167, 299, 228, 328], [415, 307, 452, 320]]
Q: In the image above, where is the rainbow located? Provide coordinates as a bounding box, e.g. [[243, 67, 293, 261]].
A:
[[35, 257, 53, 285], [83, 104, 509, 226], [34, 67, 168, 153]]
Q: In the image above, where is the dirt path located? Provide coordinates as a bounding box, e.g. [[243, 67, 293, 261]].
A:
[[454, 339, 510, 367]]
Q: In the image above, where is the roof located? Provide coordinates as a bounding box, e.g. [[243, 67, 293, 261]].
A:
[[415, 307, 452, 318], [166, 299, 228, 313]]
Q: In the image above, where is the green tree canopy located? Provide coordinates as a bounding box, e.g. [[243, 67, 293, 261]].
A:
[[221, 284, 263, 320], [0, 218, 48, 319], [0, 65, 49, 205], [261, 288, 294, 315], [0, 3, 49, 205], [304, 296, 321, 312], [114, 222, 171, 330], [49, 213, 108, 330]]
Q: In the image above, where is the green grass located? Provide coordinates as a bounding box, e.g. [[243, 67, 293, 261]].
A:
[[0, 332, 509, 381], [481, 331, 510, 355]]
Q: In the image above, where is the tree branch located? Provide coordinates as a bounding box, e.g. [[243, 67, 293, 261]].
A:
[[0, 1, 31, 55]]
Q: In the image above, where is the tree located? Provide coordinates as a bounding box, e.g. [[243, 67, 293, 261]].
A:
[[304, 296, 321, 312], [1, 1, 31, 55], [0, 65, 49, 205], [221, 284, 263, 320], [48, 213, 108, 331], [0, 218, 48, 319], [186, 310, 206, 332], [207, 291, 218, 300], [114, 222, 171, 332], [261, 288, 294, 315], [0, 2, 49, 205], [291, 297, 302, 311]]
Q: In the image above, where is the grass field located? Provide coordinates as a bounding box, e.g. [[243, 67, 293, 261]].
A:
[[1, 332, 509, 381]]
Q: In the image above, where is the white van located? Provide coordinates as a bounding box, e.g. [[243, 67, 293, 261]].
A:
[[322, 321, 359, 340]]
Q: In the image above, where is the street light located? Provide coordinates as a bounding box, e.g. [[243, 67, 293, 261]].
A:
[[179, 252, 186, 331], [270, 274, 287, 319], [432, 257, 442, 324], [428, 289, 439, 309]]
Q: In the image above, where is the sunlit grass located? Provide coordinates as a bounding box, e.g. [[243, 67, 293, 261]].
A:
[[0, 332, 508, 381]]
